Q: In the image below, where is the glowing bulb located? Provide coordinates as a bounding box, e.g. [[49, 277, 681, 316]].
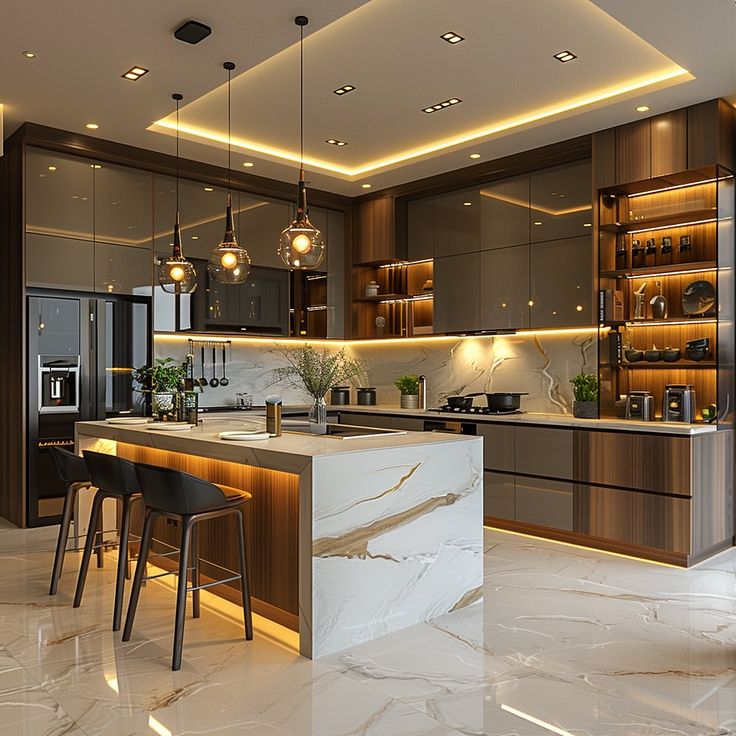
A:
[[220, 251, 238, 269], [292, 233, 312, 254], [169, 265, 185, 282]]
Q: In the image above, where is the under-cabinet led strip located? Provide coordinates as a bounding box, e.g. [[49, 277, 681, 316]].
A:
[[626, 217, 717, 234]]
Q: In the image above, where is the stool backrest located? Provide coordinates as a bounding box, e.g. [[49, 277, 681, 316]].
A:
[[82, 451, 139, 496], [49, 446, 89, 485], [134, 462, 229, 515]]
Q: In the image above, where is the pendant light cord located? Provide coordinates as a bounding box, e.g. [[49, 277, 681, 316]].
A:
[[227, 65, 232, 195], [300, 22, 304, 173], [175, 97, 180, 215]]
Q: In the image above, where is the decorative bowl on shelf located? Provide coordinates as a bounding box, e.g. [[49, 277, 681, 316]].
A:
[[685, 337, 710, 361], [682, 280, 716, 316], [644, 349, 663, 362], [662, 348, 681, 362], [624, 349, 644, 363]]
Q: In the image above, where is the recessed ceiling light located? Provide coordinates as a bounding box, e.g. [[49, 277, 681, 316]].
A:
[[333, 85, 356, 96], [553, 50, 577, 63], [325, 138, 348, 147], [22, 51, 36, 59], [463, 201, 472, 206], [90, 164, 102, 169], [422, 97, 462, 114], [47, 166, 56, 171], [440, 31, 465, 45], [636, 105, 650, 112], [203, 186, 214, 192], [469, 153, 481, 159], [583, 222, 592, 227], [242, 162, 254, 167], [85, 123, 99, 130], [191, 236, 199, 240], [122, 66, 149, 81], [533, 220, 542, 225], [361, 184, 371, 189]]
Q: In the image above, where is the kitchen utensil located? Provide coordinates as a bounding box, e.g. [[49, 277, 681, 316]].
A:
[[702, 404, 718, 422], [147, 423, 195, 431], [330, 386, 351, 405], [209, 347, 219, 388], [236, 393, 253, 410], [645, 349, 663, 362], [685, 337, 710, 361], [662, 348, 681, 362], [197, 347, 208, 387], [624, 349, 644, 362], [626, 391, 655, 421], [446, 395, 474, 410], [649, 280, 667, 319], [217, 430, 270, 441], [663, 384, 696, 423], [468, 392, 528, 412], [682, 280, 716, 316], [634, 281, 647, 320], [357, 387, 376, 405], [219, 345, 229, 387]]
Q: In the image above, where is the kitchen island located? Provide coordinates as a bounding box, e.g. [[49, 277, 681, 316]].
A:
[[75, 419, 483, 658]]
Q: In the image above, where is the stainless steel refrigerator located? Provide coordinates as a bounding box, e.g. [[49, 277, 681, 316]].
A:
[[27, 293, 151, 526]]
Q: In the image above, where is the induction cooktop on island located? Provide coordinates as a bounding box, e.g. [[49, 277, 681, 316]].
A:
[[429, 406, 525, 416]]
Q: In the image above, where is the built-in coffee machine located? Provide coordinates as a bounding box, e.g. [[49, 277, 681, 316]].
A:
[[663, 384, 697, 423]]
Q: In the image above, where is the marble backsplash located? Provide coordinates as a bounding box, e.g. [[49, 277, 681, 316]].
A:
[[155, 331, 597, 414]]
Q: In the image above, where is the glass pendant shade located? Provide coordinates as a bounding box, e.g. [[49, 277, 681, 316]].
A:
[[279, 175, 325, 269], [208, 194, 251, 284], [158, 217, 198, 294]]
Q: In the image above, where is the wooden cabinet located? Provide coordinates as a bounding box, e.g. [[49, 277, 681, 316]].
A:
[[479, 246, 530, 330], [354, 196, 396, 264], [484, 471, 514, 520], [616, 119, 651, 184], [530, 235, 593, 328], [687, 99, 736, 171], [406, 197, 434, 262], [433, 253, 480, 333], [26, 234, 95, 291], [94, 243, 153, 296], [650, 109, 687, 177], [433, 189, 480, 257], [515, 426, 573, 479], [477, 424, 515, 471], [480, 175, 529, 250], [515, 477, 574, 530]]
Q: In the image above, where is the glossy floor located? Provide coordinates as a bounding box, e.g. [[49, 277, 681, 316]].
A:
[[0, 520, 734, 736]]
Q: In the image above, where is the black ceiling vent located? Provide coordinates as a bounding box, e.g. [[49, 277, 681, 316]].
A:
[[174, 20, 212, 44]]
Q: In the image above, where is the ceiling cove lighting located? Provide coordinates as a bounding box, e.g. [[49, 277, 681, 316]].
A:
[[158, 93, 197, 294], [325, 138, 347, 147], [122, 66, 149, 81], [208, 62, 251, 284], [279, 15, 325, 271], [553, 50, 577, 63], [422, 97, 462, 114], [333, 84, 355, 95], [440, 31, 465, 44]]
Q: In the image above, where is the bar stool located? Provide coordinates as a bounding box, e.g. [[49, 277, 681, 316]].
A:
[[73, 451, 140, 631], [48, 447, 94, 596], [122, 463, 253, 671]]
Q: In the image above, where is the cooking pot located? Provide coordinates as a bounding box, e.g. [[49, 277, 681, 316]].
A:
[[468, 392, 528, 412], [446, 395, 474, 409]]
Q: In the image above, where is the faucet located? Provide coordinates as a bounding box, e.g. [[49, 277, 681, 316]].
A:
[[418, 375, 427, 410]]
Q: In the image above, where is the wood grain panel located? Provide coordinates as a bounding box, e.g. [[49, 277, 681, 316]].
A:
[[616, 120, 650, 184], [650, 110, 687, 177], [592, 128, 617, 189], [116, 443, 300, 624]]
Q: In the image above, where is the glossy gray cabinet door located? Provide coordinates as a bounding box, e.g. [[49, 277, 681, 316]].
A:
[[477, 424, 515, 471], [530, 235, 593, 328], [94, 244, 153, 296], [515, 477, 573, 530], [26, 149, 94, 240], [484, 471, 515, 520], [530, 161, 592, 243], [326, 210, 346, 339], [434, 189, 480, 257], [407, 197, 434, 261], [433, 253, 480, 333], [240, 196, 291, 268], [480, 245, 530, 330], [26, 234, 94, 291], [94, 163, 153, 248], [30, 296, 81, 357], [515, 426, 573, 479], [480, 174, 529, 250]]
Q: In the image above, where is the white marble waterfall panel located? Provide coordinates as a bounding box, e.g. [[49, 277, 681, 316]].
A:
[[309, 438, 483, 658]]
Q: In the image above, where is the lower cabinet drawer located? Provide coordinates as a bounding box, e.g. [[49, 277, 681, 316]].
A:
[[515, 477, 574, 530], [484, 471, 514, 520], [574, 484, 691, 554]]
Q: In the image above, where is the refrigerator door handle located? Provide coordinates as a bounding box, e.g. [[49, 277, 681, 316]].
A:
[[95, 299, 107, 420]]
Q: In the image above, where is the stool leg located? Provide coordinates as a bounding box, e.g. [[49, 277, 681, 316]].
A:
[[235, 509, 253, 641], [122, 509, 156, 642], [112, 495, 132, 632], [191, 523, 200, 619], [95, 529, 104, 568], [173, 518, 193, 671], [49, 484, 80, 596], [73, 492, 104, 608]]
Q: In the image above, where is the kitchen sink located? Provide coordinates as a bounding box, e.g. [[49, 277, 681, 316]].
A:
[[285, 423, 407, 439]]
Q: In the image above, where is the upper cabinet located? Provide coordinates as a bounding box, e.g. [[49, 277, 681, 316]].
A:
[[94, 163, 153, 248], [530, 160, 592, 242], [26, 149, 94, 240], [406, 197, 434, 262], [239, 195, 291, 269], [354, 196, 396, 264], [433, 253, 480, 333], [433, 189, 480, 258], [480, 175, 529, 250]]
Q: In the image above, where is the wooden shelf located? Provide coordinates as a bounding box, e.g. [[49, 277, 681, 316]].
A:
[[354, 293, 434, 303], [616, 361, 716, 370], [618, 317, 716, 327], [599, 208, 718, 233], [600, 260, 716, 279]]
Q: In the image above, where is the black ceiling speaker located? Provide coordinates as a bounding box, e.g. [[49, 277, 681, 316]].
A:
[[174, 20, 212, 44]]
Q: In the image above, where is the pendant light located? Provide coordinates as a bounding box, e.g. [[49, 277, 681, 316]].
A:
[[208, 61, 251, 284], [278, 15, 325, 270], [158, 93, 197, 294]]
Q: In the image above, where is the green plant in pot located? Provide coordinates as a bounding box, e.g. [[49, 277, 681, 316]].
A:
[[395, 374, 420, 409], [132, 357, 187, 420], [570, 372, 598, 419], [274, 345, 363, 433]]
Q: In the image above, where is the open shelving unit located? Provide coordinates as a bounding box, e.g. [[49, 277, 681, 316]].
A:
[[597, 166, 734, 423]]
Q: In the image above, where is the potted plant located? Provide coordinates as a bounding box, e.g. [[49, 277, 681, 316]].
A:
[[132, 357, 187, 420], [274, 346, 363, 433], [395, 374, 420, 409], [570, 372, 598, 419]]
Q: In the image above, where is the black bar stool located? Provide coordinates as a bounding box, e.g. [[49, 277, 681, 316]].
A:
[[73, 451, 140, 631], [48, 447, 94, 596], [122, 462, 253, 671]]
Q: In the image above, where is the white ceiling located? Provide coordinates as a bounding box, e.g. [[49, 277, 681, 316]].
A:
[[1, 0, 734, 196]]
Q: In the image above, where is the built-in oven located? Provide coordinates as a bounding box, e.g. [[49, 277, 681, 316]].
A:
[[38, 356, 80, 413], [423, 419, 477, 435]]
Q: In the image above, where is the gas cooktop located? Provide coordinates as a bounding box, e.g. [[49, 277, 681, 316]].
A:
[[429, 406, 525, 416]]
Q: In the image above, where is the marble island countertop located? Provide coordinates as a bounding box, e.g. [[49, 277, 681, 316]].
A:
[[330, 404, 719, 435]]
